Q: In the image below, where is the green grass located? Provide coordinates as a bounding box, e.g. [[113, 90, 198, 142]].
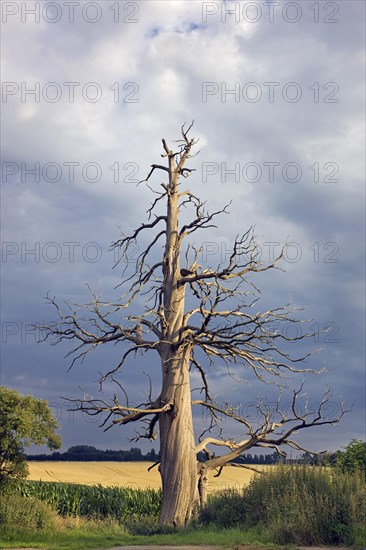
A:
[[0, 519, 272, 550]]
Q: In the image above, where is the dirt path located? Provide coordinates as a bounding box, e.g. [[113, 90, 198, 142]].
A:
[[117, 548, 351, 550], [113, 547, 353, 550], [7, 546, 354, 550]]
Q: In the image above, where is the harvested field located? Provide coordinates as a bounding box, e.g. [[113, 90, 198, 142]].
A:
[[27, 461, 266, 491]]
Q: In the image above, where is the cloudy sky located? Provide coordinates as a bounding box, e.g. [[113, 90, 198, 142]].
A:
[[1, 0, 365, 455]]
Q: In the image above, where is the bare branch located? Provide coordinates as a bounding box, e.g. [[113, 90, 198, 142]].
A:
[[63, 395, 174, 432], [41, 124, 346, 527]]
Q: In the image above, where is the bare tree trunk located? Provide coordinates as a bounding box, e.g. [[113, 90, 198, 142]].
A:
[[159, 347, 199, 526], [197, 464, 209, 508], [157, 152, 199, 526]]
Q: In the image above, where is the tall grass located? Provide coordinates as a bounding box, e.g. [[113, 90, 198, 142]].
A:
[[5, 465, 365, 546], [0, 493, 57, 533], [202, 465, 366, 545], [14, 480, 161, 523]]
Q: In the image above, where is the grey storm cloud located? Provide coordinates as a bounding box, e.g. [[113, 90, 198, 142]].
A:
[[1, 0, 365, 452]]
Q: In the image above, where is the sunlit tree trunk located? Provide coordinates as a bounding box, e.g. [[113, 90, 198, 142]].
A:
[[159, 347, 199, 526], [158, 156, 199, 526]]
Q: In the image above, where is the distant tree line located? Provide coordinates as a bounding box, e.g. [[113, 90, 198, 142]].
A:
[[27, 445, 281, 464], [26, 441, 366, 473], [26, 445, 160, 462], [197, 452, 281, 465], [231, 452, 281, 465]]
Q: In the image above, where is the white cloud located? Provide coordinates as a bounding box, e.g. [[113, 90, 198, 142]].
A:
[[1, 0, 365, 451]]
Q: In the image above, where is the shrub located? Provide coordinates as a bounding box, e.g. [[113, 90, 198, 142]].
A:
[[123, 514, 160, 535], [0, 493, 57, 533], [200, 488, 248, 527], [202, 465, 366, 545], [335, 439, 366, 476]]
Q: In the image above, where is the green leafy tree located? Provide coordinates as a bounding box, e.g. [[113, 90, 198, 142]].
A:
[[0, 386, 61, 485], [335, 439, 366, 475]]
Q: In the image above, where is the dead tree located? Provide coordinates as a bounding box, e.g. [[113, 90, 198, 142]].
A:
[[42, 124, 346, 527]]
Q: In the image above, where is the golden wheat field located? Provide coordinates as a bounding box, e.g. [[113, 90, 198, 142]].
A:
[[27, 461, 266, 492]]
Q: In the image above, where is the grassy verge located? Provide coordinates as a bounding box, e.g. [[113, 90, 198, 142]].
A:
[[0, 517, 272, 550], [1, 465, 365, 549]]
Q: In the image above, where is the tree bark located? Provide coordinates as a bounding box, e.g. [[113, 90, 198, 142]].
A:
[[157, 156, 199, 527], [198, 464, 209, 508], [159, 346, 199, 526]]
